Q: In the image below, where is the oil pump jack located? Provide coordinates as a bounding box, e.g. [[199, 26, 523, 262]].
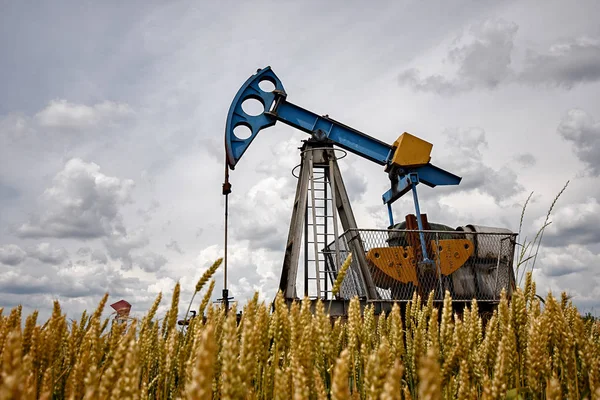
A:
[[224, 67, 517, 316]]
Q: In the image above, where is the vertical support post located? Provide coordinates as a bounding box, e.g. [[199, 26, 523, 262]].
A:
[[280, 148, 312, 299], [409, 173, 430, 261], [224, 194, 229, 311], [308, 156, 322, 298], [328, 160, 342, 289], [279, 142, 379, 301], [304, 204, 309, 297], [222, 163, 232, 313], [435, 232, 444, 299], [323, 170, 329, 298], [387, 203, 394, 227]]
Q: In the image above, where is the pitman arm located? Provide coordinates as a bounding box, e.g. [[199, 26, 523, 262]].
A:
[[224, 66, 461, 207]]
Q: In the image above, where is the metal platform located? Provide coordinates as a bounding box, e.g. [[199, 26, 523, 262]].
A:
[[320, 228, 517, 304]]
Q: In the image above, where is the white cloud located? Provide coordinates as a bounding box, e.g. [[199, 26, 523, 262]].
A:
[[35, 99, 133, 130], [531, 245, 600, 315], [398, 18, 519, 94], [0, 271, 57, 295], [76, 246, 108, 264], [137, 200, 161, 222], [76, 247, 91, 256], [91, 249, 108, 264], [17, 158, 135, 239], [103, 228, 149, 269], [0, 262, 140, 300], [26, 242, 69, 265], [0, 113, 30, 141], [133, 251, 167, 273], [230, 176, 295, 251], [399, 19, 600, 94], [15, 158, 151, 269], [447, 18, 518, 88], [513, 153, 536, 167], [436, 128, 524, 202], [536, 244, 598, 277], [1, 0, 600, 319], [340, 163, 369, 202], [166, 239, 184, 254], [0, 244, 27, 266], [192, 243, 280, 304], [520, 37, 600, 88], [557, 109, 600, 176], [537, 197, 600, 247]]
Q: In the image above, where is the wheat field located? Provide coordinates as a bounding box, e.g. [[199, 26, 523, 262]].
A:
[[0, 262, 599, 399]]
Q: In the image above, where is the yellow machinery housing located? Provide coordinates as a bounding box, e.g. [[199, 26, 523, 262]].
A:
[[390, 132, 433, 168]]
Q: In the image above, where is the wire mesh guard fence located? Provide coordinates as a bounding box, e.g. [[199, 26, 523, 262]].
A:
[[323, 228, 518, 302]]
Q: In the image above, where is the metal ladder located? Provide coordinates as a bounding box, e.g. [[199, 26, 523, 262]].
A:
[[279, 141, 379, 301], [304, 166, 340, 299]]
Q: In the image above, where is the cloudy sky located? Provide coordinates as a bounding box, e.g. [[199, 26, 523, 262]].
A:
[[1, 0, 599, 321]]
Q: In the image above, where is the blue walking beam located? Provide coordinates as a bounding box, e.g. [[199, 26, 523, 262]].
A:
[[224, 66, 462, 219]]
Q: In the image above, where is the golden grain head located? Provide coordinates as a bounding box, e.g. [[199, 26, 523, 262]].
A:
[[0, 274, 598, 399]]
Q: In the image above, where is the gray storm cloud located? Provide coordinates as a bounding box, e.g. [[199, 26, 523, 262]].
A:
[[519, 37, 600, 89], [0, 244, 27, 266], [436, 128, 524, 202], [558, 109, 600, 176], [537, 197, 600, 248], [398, 18, 519, 94], [26, 242, 69, 265], [133, 252, 168, 273], [399, 19, 600, 94]]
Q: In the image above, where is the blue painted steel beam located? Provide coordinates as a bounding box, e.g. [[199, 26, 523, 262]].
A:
[[225, 66, 461, 208], [225, 66, 392, 169], [273, 102, 392, 166], [413, 163, 462, 188], [381, 164, 461, 205]]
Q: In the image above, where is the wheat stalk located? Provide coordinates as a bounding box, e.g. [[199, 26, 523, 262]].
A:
[[0, 259, 597, 399]]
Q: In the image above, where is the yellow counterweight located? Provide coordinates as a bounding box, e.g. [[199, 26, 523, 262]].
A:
[[366, 239, 474, 286], [390, 132, 433, 167]]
